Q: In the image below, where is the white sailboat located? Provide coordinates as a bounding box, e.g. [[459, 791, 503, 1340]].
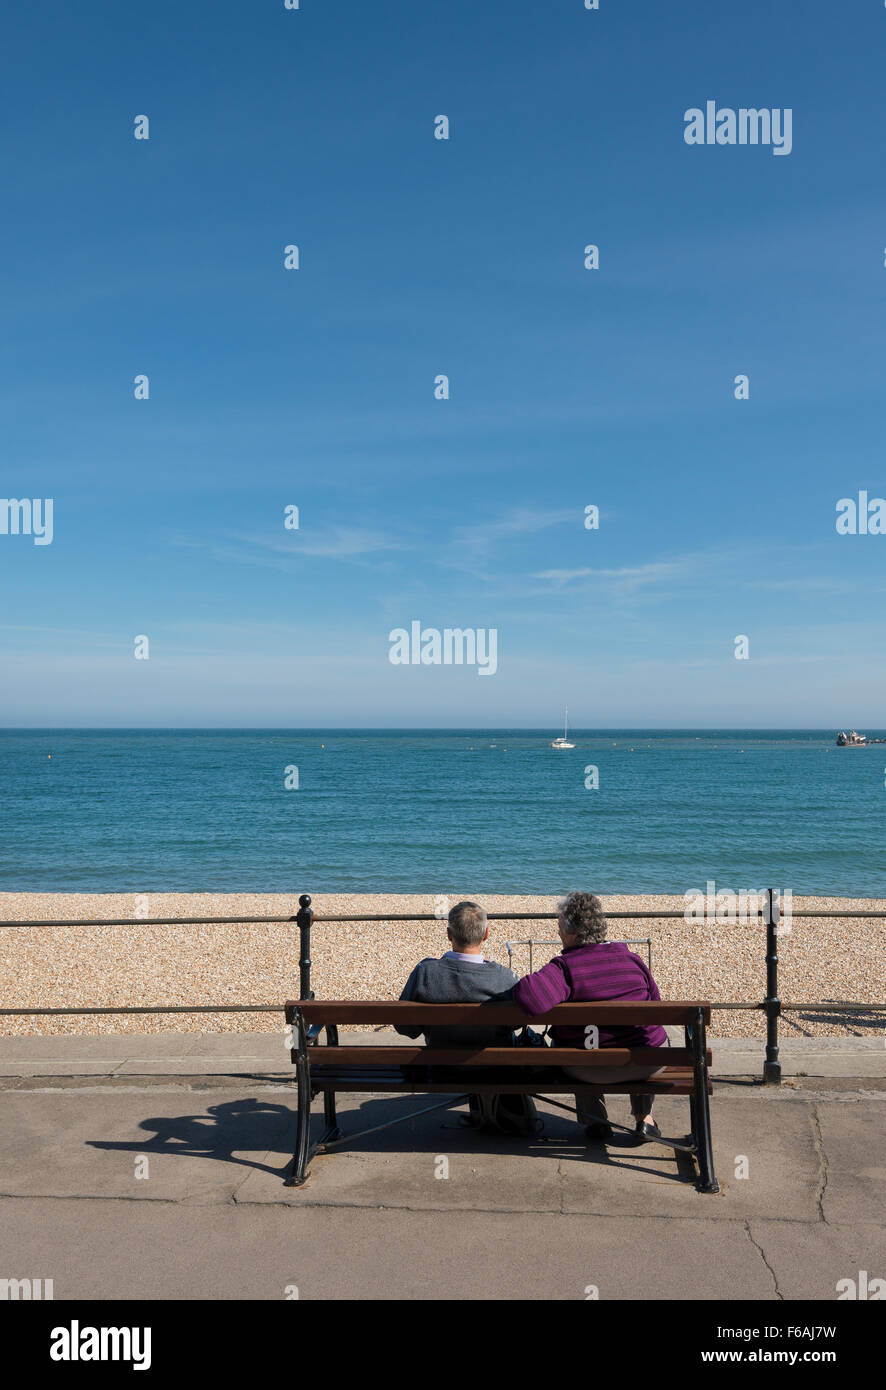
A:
[[550, 706, 575, 749]]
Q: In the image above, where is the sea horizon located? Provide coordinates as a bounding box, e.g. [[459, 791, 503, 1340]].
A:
[[3, 728, 879, 739]]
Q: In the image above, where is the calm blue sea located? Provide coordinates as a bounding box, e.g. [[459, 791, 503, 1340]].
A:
[[0, 730, 884, 896]]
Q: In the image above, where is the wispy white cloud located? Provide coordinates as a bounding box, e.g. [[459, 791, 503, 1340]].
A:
[[745, 576, 863, 595], [531, 561, 686, 591], [451, 506, 577, 549], [171, 525, 411, 573], [437, 506, 579, 580], [236, 527, 408, 560]]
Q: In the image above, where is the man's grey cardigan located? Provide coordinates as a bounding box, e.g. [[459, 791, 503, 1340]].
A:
[[395, 956, 518, 1048]]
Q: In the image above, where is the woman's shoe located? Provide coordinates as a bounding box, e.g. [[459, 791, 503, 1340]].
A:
[[631, 1118, 662, 1144]]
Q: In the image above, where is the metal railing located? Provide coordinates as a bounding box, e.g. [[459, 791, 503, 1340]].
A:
[[506, 938, 653, 973], [2, 890, 885, 1084]]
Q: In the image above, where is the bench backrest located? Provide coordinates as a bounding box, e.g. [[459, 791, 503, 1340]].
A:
[[289, 1000, 711, 1026]]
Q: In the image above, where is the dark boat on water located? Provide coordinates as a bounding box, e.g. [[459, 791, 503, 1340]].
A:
[[836, 730, 886, 746]]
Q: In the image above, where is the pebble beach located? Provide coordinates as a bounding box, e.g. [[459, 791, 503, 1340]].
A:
[[1, 892, 882, 1039]]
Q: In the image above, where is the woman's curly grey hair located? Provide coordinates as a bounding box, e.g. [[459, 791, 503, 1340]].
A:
[[558, 891, 608, 945]]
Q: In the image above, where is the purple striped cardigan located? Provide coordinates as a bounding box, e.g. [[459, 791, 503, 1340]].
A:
[[513, 941, 668, 1049]]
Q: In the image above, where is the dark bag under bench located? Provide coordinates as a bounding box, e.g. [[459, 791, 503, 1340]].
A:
[[284, 1000, 718, 1193]]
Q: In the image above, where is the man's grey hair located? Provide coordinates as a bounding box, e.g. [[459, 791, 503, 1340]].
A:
[[447, 900, 487, 947], [559, 891, 608, 945]]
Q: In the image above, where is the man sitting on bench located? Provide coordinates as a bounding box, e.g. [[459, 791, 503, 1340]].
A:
[[395, 900, 527, 1130], [513, 891, 669, 1145]]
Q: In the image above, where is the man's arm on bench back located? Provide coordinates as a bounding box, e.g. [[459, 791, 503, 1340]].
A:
[[393, 962, 430, 1039]]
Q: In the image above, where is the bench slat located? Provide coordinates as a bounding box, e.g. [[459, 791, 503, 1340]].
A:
[[303, 1045, 705, 1066], [307, 1066, 709, 1096], [311, 1066, 696, 1078], [291, 1000, 711, 1026]]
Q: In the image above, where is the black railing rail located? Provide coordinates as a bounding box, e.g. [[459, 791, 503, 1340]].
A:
[[0, 1005, 281, 1016], [5, 907, 885, 927], [0, 915, 303, 928], [2, 1001, 880, 1017]]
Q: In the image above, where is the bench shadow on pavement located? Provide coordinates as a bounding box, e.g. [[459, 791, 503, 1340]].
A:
[[88, 1097, 299, 1180], [87, 1092, 699, 1186]]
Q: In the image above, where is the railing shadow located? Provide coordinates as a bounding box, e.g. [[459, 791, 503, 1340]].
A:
[[783, 1002, 885, 1036]]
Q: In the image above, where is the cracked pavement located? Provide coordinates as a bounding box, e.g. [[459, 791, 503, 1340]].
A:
[[0, 1039, 883, 1300]]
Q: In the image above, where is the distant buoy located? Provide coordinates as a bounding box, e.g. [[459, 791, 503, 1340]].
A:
[[47, 753, 51, 759]]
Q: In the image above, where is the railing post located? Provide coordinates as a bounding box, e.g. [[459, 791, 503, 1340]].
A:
[[295, 893, 314, 1001], [763, 888, 781, 1084]]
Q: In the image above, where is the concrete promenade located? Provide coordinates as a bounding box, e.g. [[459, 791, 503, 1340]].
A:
[[0, 1033, 883, 1301]]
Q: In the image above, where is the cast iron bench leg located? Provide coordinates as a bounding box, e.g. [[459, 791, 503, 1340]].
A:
[[691, 1010, 719, 1193]]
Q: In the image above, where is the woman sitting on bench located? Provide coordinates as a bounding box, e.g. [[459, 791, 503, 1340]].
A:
[[513, 892, 668, 1145]]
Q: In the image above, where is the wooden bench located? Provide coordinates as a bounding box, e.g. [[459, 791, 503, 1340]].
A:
[[284, 999, 719, 1193]]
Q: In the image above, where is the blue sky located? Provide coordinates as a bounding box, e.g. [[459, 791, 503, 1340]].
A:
[[2, 0, 885, 727]]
